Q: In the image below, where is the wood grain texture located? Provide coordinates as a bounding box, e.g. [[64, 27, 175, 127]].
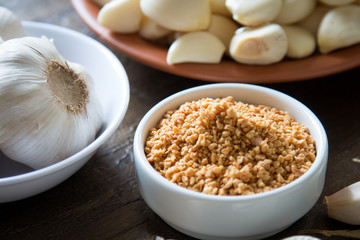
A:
[[0, 0, 359, 239]]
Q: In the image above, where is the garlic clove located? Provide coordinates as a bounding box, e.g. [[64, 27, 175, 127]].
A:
[[140, 0, 211, 32], [282, 25, 316, 59], [325, 181, 360, 225], [0, 7, 26, 41], [97, 0, 142, 33], [274, 0, 317, 25], [166, 31, 226, 65], [319, 0, 356, 6], [138, 16, 172, 41], [207, 14, 239, 53], [229, 23, 287, 65], [317, 4, 360, 54], [225, 0, 282, 27], [209, 0, 231, 17], [297, 4, 333, 37], [0, 36, 103, 169]]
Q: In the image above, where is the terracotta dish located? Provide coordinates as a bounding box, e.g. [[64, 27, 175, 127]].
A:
[[71, 0, 360, 83]]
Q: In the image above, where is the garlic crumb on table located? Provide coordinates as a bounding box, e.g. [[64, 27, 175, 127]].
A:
[[145, 96, 316, 196]]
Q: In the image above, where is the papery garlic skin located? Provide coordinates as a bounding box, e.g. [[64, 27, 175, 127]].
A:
[[0, 37, 103, 169], [0, 7, 26, 41], [325, 181, 360, 225]]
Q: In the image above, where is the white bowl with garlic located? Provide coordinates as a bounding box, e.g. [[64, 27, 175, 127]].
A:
[[0, 20, 130, 203], [133, 83, 328, 240]]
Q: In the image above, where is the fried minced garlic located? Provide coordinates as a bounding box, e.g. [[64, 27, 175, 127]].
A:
[[144, 97, 316, 196]]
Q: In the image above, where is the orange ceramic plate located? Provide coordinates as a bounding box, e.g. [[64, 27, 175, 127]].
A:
[[72, 0, 360, 83]]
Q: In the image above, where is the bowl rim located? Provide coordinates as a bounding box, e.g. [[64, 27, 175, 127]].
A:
[[134, 83, 328, 201], [0, 21, 130, 185]]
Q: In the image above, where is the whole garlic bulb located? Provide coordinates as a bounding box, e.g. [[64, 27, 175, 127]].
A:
[[0, 6, 26, 42], [0, 36, 103, 169]]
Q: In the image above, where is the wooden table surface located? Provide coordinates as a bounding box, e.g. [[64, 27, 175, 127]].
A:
[[0, 0, 359, 239]]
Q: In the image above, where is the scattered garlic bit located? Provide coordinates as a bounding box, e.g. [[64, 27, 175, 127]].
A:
[[282, 236, 320, 240], [0, 6, 26, 41], [140, 0, 211, 32], [0, 37, 103, 169], [282, 25, 316, 59], [319, 0, 356, 6], [353, 156, 360, 163], [139, 16, 172, 41], [97, 0, 142, 33], [166, 31, 225, 65], [229, 23, 287, 65], [325, 181, 360, 225], [317, 4, 360, 54], [274, 0, 317, 25], [297, 4, 332, 37], [225, 0, 282, 26], [209, 0, 231, 17], [207, 14, 239, 53], [91, 0, 112, 7]]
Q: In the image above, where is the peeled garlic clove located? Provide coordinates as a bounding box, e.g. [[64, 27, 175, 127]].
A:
[[97, 0, 142, 33], [207, 14, 239, 53], [225, 0, 282, 26], [209, 0, 231, 17], [166, 31, 225, 65], [140, 0, 211, 32], [0, 37, 103, 169], [229, 23, 287, 65], [325, 181, 360, 225], [319, 0, 356, 6], [282, 25, 316, 59], [138, 16, 172, 41], [0, 7, 26, 41], [274, 0, 317, 25], [318, 4, 360, 54], [297, 4, 333, 36]]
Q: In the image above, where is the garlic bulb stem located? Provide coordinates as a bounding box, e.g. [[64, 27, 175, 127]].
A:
[[47, 60, 89, 114]]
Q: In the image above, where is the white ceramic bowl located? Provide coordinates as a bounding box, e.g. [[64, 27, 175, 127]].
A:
[[133, 83, 328, 240], [0, 21, 130, 203]]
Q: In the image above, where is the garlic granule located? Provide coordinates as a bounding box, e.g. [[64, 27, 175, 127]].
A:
[[0, 36, 103, 169]]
